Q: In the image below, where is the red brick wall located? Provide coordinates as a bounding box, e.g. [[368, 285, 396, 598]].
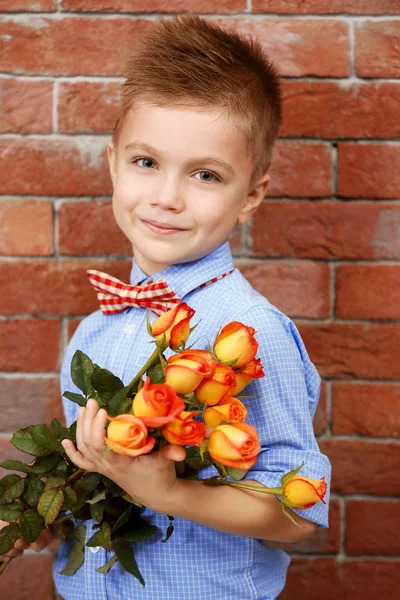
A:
[[1, 2, 399, 599]]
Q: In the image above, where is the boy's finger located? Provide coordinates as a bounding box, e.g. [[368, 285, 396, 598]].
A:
[[61, 439, 86, 469], [82, 398, 99, 447], [92, 408, 108, 452]]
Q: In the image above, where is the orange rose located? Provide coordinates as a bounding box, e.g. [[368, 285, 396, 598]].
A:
[[162, 411, 206, 446], [282, 475, 327, 509], [232, 358, 265, 395], [151, 302, 195, 350], [214, 321, 258, 369], [132, 376, 185, 428], [165, 349, 216, 395], [208, 422, 261, 470], [105, 414, 156, 457], [203, 397, 247, 429], [194, 363, 236, 406]]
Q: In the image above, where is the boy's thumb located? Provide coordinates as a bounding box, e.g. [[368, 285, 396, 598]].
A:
[[158, 444, 186, 463]]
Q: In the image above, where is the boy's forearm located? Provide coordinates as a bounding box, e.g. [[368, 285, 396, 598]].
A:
[[147, 478, 317, 543]]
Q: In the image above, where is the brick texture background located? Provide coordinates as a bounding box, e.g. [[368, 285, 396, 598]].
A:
[[1, 1, 399, 599]]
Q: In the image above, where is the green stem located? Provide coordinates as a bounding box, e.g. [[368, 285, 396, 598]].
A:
[[223, 481, 283, 496], [0, 559, 10, 575], [66, 468, 83, 484], [127, 346, 162, 392]]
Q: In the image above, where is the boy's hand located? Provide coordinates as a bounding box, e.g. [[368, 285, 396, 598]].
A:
[[61, 399, 186, 511], [0, 520, 54, 563]]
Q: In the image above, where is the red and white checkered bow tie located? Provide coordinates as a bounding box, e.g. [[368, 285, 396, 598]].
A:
[[87, 269, 181, 316]]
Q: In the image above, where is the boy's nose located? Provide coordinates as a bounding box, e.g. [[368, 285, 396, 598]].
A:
[[151, 175, 185, 212]]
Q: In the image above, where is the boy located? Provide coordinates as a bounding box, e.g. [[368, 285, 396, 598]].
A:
[[1, 15, 330, 600]]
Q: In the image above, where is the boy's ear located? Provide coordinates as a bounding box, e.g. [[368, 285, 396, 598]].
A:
[[107, 141, 117, 188], [237, 172, 270, 225]]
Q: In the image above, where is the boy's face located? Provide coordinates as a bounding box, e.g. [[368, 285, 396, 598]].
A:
[[108, 103, 269, 275]]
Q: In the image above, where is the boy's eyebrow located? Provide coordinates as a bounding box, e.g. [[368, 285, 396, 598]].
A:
[[124, 141, 235, 174]]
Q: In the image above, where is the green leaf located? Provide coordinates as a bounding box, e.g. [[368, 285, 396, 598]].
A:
[[59, 524, 86, 576], [0, 474, 25, 504], [37, 488, 64, 526], [78, 473, 101, 493], [0, 501, 22, 521], [44, 477, 66, 490], [0, 460, 35, 474], [146, 362, 165, 384], [118, 517, 158, 543], [31, 425, 64, 454], [90, 501, 105, 523], [51, 419, 71, 441], [54, 458, 69, 478], [101, 476, 124, 497], [70, 350, 95, 395], [91, 367, 124, 403], [11, 427, 53, 457], [114, 541, 145, 587], [112, 506, 132, 533], [69, 421, 77, 444], [23, 476, 45, 508], [19, 509, 43, 543], [29, 454, 60, 474], [60, 519, 75, 542], [95, 554, 118, 575], [63, 487, 78, 512], [87, 489, 107, 505], [280, 462, 305, 487], [0, 522, 20, 555], [161, 516, 174, 544], [86, 522, 111, 551], [225, 467, 248, 481], [107, 385, 132, 417], [62, 391, 86, 407]]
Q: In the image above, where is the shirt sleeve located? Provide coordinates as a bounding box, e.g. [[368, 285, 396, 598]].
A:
[[237, 303, 331, 529]]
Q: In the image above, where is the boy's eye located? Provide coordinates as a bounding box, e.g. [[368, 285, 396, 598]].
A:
[[135, 158, 157, 169], [195, 171, 219, 183]]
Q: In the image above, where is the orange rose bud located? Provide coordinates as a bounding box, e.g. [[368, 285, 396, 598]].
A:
[[203, 397, 247, 429], [194, 363, 236, 406], [132, 376, 185, 428], [165, 349, 216, 395], [208, 422, 261, 470], [162, 411, 206, 446], [282, 476, 327, 509], [214, 321, 258, 369], [105, 414, 156, 457], [232, 358, 265, 395], [151, 302, 195, 350]]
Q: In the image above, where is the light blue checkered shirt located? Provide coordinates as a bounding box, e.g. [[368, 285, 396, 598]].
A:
[[54, 241, 331, 600]]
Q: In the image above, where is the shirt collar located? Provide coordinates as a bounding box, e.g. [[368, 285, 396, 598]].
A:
[[129, 241, 234, 300]]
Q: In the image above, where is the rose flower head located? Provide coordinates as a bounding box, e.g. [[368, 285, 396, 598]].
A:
[[105, 414, 156, 457], [151, 302, 195, 350], [132, 376, 185, 428], [282, 475, 327, 509], [208, 422, 261, 470], [232, 358, 265, 395], [203, 397, 247, 429], [214, 321, 258, 369], [162, 411, 206, 446], [194, 363, 236, 406], [165, 349, 216, 395]]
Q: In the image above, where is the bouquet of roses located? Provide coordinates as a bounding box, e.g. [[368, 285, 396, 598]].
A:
[[0, 303, 326, 585]]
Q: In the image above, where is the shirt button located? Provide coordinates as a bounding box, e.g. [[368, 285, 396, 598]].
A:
[[90, 546, 100, 554], [123, 324, 136, 337]]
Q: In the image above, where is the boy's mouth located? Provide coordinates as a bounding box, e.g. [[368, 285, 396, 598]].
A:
[[141, 219, 187, 234]]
